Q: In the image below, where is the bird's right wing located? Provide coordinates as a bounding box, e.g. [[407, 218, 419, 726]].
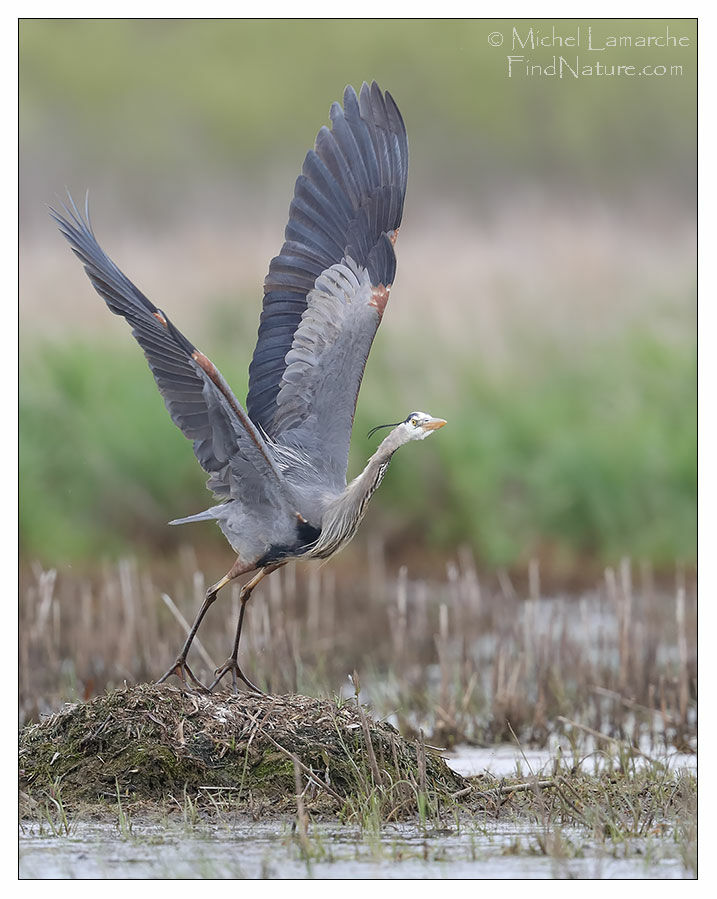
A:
[[51, 198, 294, 508]]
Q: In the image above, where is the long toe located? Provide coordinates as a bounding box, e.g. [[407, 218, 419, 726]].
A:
[[208, 662, 232, 693], [183, 662, 212, 693], [235, 665, 264, 695], [156, 661, 183, 685], [208, 660, 264, 695], [156, 660, 211, 694]]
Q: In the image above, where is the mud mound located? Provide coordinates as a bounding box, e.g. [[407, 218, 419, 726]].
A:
[[19, 684, 466, 813]]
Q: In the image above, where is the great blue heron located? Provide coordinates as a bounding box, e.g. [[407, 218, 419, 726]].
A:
[[52, 81, 446, 694]]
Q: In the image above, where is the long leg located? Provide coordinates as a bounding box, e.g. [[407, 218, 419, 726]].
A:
[[209, 562, 286, 694], [157, 557, 253, 689], [156, 591, 216, 690]]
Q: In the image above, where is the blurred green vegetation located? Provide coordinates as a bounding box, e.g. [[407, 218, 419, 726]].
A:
[[20, 328, 695, 569]]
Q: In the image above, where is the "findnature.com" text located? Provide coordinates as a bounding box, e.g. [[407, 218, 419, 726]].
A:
[[506, 56, 684, 78]]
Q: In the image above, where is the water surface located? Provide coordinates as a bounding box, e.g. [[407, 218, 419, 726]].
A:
[[20, 745, 694, 879]]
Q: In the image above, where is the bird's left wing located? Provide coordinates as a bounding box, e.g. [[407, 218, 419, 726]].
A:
[[247, 82, 408, 489], [271, 246, 395, 489]]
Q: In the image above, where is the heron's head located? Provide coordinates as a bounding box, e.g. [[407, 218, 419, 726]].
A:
[[368, 411, 447, 443]]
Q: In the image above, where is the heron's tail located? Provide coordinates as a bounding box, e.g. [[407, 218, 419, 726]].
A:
[[169, 507, 221, 526]]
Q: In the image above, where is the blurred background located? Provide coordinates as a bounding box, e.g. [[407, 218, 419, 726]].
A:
[[19, 21, 697, 725], [20, 18, 696, 580]]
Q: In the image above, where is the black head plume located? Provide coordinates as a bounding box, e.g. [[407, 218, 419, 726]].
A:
[[367, 420, 402, 440]]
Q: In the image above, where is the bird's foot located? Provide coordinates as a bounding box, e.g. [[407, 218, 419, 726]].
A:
[[208, 658, 264, 695], [156, 658, 211, 693]]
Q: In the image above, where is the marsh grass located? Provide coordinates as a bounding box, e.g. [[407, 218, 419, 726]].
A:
[[37, 778, 73, 837], [19, 754, 696, 877], [19, 550, 695, 875], [20, 548, 695, 759], [19, 666, 696, 872]]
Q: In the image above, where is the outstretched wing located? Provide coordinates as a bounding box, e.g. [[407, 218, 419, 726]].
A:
[[247, 81, 408, 488], [51, 197, 294, 509]]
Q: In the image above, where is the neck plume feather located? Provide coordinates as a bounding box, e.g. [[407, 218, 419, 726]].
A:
[[306, 429, 403, 559]]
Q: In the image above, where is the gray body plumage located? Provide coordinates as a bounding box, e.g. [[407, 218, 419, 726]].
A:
[[52, 82, 442, 582]]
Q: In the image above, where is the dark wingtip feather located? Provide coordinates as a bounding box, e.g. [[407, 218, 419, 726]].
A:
[[343, 83, 360, 106], [247, 82, 409, 434]]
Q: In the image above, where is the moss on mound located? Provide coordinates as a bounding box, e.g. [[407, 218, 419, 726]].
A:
[[19, 684, 466, 814]]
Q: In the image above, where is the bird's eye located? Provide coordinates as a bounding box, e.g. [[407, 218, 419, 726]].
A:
[[411, 418, 419, 427]]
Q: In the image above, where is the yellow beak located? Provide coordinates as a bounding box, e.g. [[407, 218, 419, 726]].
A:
[[422, 418, 447, 431]]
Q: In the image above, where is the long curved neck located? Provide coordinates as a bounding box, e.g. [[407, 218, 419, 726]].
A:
[[308, 427, 405, 559], [349, 429, 402, 513]]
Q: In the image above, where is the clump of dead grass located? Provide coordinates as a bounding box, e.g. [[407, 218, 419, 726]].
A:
[[19, 683, 465, 818]]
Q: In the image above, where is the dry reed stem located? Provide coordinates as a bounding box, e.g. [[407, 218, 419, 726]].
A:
[[359, 703, 384, 788], [529, 558, 541, 602], [676, 587, 689, 726], [471, 779, 557, 798], [557, 716, 666, 768], [19, 551, 696, 755], [293, 755, 310, 851], [391, 565, 408, 669], [590, 684, 681, 728], [417, 729, 427, 797], [619, 557, 633, 691]]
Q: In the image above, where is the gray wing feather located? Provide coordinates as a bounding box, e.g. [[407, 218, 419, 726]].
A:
[[273, 257, 385, 488], [247, 81, 408, 440], [51, 197, 294, 510]]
